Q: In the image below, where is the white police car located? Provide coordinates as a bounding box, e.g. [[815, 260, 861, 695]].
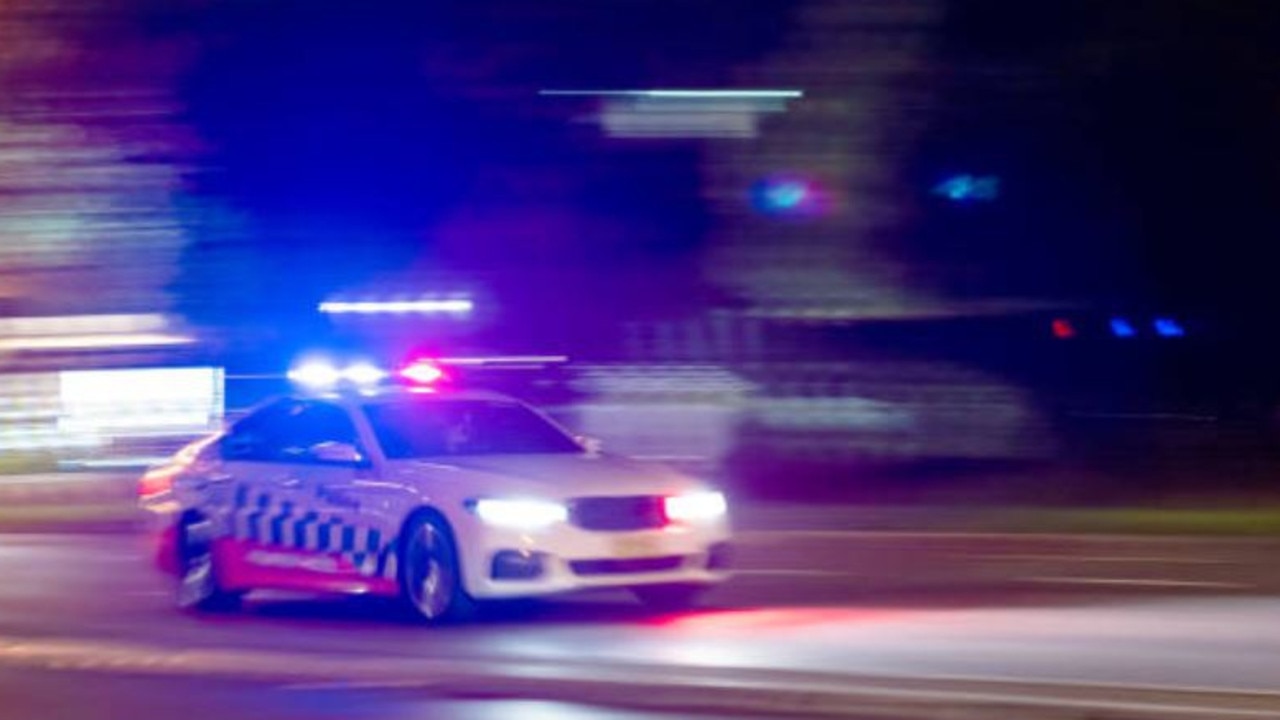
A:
[[140, 362, 731, 622]]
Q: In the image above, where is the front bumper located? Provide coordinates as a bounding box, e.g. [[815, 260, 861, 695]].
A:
[[455, 517, 733, 599]]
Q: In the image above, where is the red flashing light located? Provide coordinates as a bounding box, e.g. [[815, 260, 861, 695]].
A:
[[399, 360, 446, 385], [1051, 318, 1076, 339]]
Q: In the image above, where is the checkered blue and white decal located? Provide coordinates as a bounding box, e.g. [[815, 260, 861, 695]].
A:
[[230, 484, 398, 579]]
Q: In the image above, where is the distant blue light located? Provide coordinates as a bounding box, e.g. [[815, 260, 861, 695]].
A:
[[1154, 317, 1185, 337], [763, 181, 807, 210], [933, 174, 1000, 202], [751, 174, 823, 216], [1110, 318, 1136, 338]]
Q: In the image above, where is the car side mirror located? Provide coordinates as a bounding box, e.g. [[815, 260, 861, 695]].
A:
[[310, 441, 366, 466], [577, 435, 604, 454]]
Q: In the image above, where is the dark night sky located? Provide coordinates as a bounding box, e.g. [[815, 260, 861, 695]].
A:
[[149, 0, 1280, 348], [163, 1, 792, 326], [918, 1, 1280, 321]]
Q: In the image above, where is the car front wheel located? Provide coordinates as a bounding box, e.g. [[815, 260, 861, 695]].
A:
[[400, 514, 475, 623]]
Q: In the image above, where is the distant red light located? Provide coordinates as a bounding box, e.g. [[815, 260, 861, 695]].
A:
[[1051, 318, 1076, 339], [399, 360, 445, 385]]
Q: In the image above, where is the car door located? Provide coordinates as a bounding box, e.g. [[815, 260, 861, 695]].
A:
[[216, 399, 319, 555], [274, 401, 394, 580]]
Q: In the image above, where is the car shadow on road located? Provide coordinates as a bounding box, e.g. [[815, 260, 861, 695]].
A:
[[233, 581, 1244, 630], [237, 591, 739, 629]]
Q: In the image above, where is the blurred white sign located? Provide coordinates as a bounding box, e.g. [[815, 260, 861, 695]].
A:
[[58, 367, 224, 436]]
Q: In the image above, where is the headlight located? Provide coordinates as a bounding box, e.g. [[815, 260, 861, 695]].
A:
[[470, 498, 568, 530], [664, 491, 727, 522]]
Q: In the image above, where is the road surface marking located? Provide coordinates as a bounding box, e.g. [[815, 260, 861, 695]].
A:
[[738, 529, 1280, 542], [0, 633, 1275, 717], [284, 679, 437, 691], [294, 676, 1280, 718], [736, 531, 860, 542], [1018, 573, 1249, 586], [995, 554, 1227, 565], [892, 670, 1280, 699], [732, 569, 849, 578]]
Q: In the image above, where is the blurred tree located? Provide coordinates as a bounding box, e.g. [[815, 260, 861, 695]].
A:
[[0, 0, 195, 320], [701, 0, 947, 321]]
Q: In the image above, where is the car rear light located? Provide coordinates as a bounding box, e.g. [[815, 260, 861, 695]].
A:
[[139, 435, 217, 499], [138, 465, 179, 499]]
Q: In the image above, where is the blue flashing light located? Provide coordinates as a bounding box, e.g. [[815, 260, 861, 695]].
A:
[[288, 360, 341, 388], [288, 360, 388, 389], [1154, 317, 1185, 337], [1110, 318, 1136, 338]]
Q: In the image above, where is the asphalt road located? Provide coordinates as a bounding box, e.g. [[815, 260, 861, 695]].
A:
[[0, 534, 1278, 718], [0, 666, 784, 720]]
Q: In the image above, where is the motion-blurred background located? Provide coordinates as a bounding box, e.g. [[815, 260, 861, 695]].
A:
[[4, 0, 1280, 506]]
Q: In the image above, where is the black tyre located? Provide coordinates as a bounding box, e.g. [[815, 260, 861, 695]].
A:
[[631, 583, 709, 612], [399, 513, 475, 623], [176, 516, 243, 613]]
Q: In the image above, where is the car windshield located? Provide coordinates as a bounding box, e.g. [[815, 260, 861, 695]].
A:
[[363, 398, 582, 458]]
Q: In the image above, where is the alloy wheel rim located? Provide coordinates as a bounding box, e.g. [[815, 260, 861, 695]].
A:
[[178, 547, 214, 608], [412, 525, 453, 618]]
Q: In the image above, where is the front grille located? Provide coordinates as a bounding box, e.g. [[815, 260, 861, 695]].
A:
[[570, 555, 685, 576], [570, 496, 666, 531]]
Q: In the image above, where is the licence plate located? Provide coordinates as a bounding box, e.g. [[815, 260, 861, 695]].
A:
[[611, 534, 663, 559]]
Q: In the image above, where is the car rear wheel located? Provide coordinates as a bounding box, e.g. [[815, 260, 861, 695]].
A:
[[631, 583, 709, 612], [400, 514, 475, 623], [176, 516, 242, 613]]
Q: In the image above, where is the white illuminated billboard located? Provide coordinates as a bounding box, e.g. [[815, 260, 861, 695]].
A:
[[58, 367, 224, 436]]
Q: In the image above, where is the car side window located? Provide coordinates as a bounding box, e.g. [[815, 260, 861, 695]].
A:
[[221, 400, 360, 464], [275, 402, 361, 463], [220, 401, 299, 462]]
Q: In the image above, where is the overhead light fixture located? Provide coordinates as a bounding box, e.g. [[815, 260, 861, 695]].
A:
[[539, 89, 803, 99], [318, 299, 473, 315], [541, 89, 804, 140]]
